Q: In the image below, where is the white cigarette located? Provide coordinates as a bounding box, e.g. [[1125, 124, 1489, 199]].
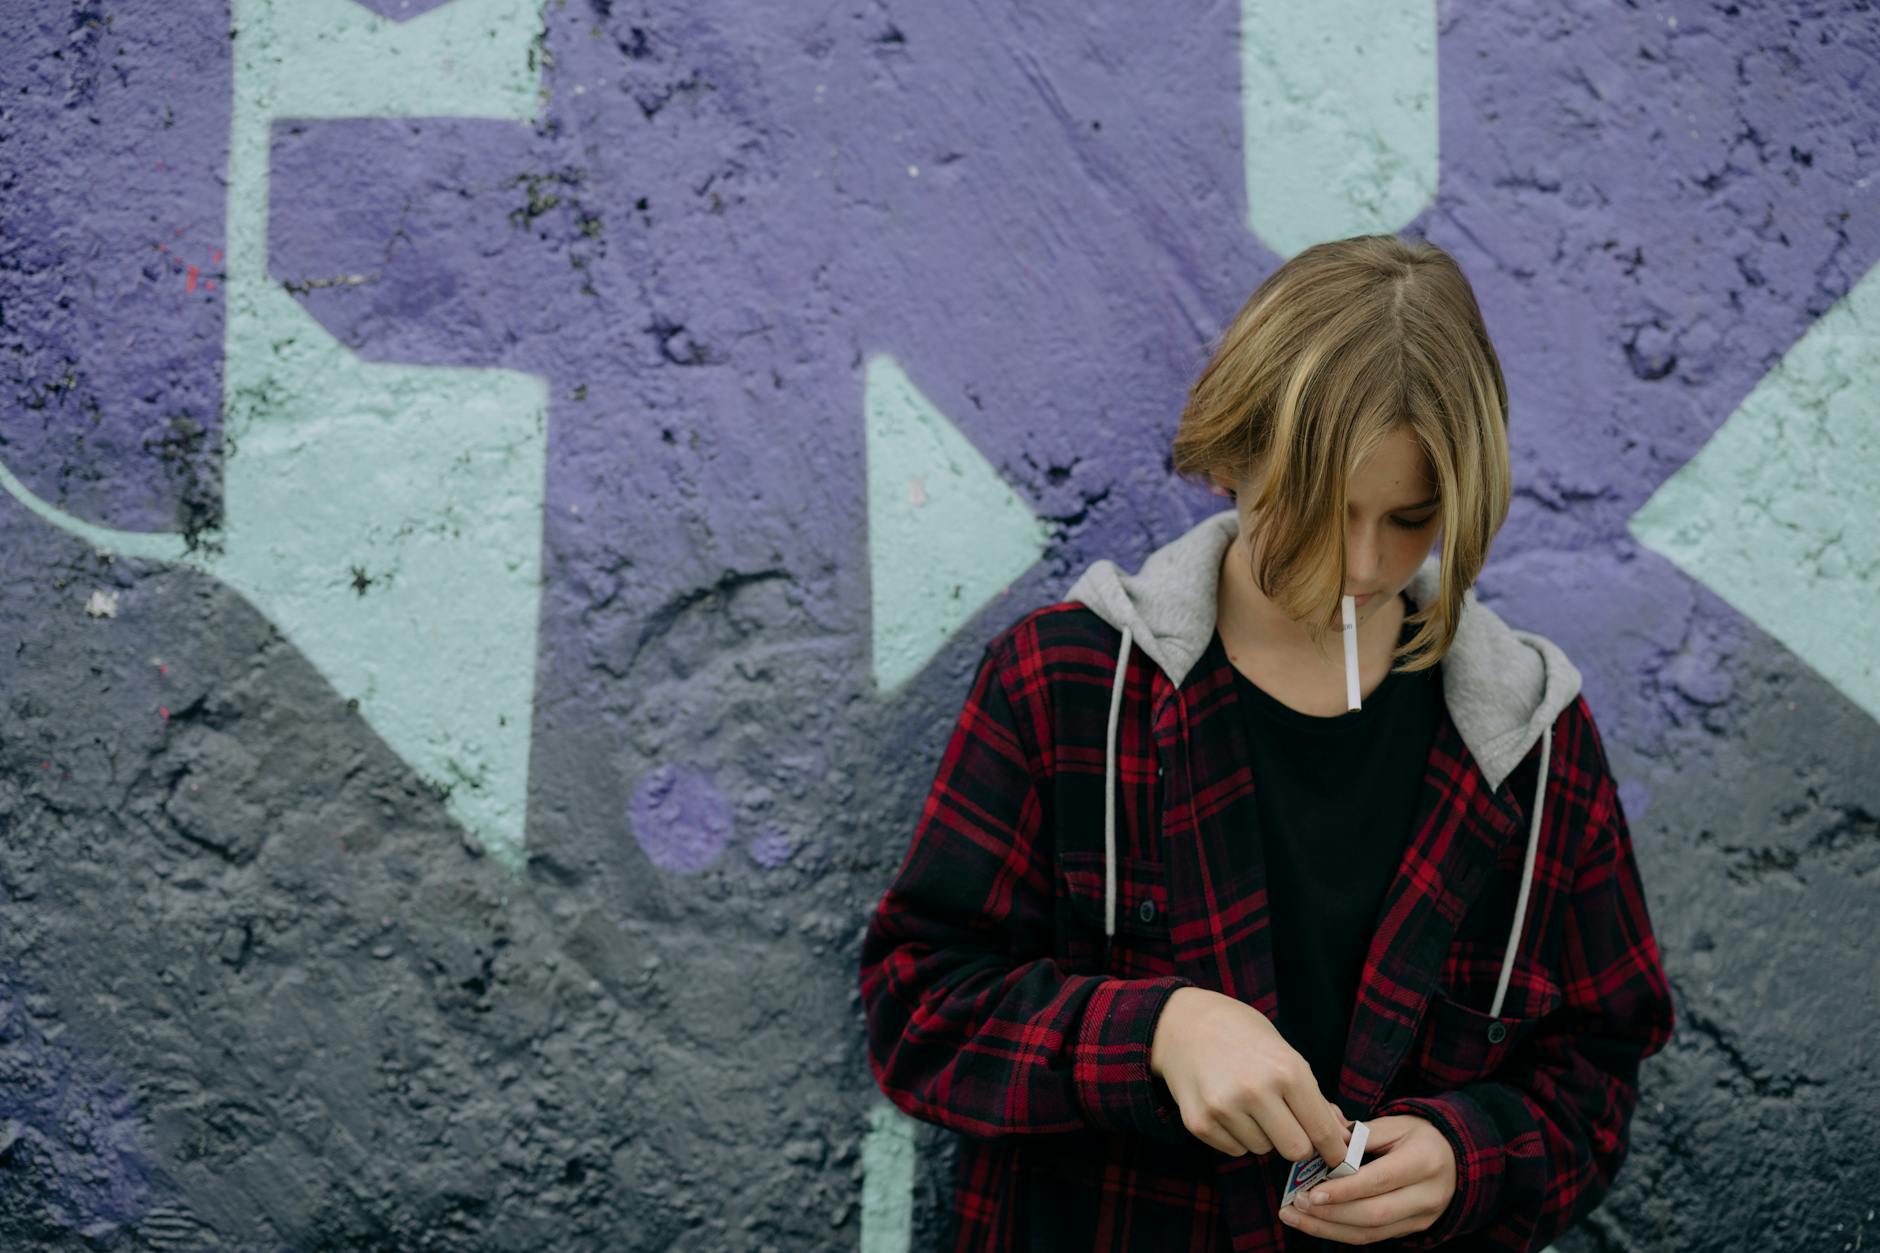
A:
[[1342, 595, 1360, 710]]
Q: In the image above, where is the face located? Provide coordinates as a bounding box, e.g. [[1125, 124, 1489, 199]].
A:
[[1214, 425, 1442, 626]]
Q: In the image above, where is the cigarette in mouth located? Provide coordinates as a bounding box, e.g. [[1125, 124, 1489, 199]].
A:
[[1342, 595, 1360, 711]]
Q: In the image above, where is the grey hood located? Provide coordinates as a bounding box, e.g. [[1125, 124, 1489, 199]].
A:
[[1063, 507, 1583, 1018]]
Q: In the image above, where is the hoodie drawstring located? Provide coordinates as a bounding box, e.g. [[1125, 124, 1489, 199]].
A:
[[1103, 627, 1132, 945], [1488, 719, 1551, 1019]]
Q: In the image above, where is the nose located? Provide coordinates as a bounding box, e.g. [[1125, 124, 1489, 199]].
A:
[[1346, 523, 1382, 590]]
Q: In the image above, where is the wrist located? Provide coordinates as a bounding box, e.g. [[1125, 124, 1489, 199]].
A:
[[1148, 986, 1195, 1078]]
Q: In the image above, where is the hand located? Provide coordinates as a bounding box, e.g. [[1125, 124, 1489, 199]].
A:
[[1278, 1114, 1456, 1245], [1148, 987, 1349, 1167]]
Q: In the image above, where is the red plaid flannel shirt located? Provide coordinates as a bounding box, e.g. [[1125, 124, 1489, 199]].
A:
[[860, 603, 1674, 1251]]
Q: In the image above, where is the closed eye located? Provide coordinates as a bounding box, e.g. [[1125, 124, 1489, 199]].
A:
[[1390, 512, 1438, 530]]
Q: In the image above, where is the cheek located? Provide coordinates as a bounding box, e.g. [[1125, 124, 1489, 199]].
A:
[[1389, 532, 1439, 581]]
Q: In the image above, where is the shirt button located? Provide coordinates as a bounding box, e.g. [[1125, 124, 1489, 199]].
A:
[[1486, 1021, 1508, 1044], [1138, 899, 1157, 924], [1156, 766, 1165, 777]]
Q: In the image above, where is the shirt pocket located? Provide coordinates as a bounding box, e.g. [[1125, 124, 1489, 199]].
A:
[[1055, 850, 1176, 978], [1408, 942, 1564, 1088]]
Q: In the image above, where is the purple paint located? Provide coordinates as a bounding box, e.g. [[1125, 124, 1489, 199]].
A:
[[2, 4, 1871, 769], [0, 972, 152, 1238], [629, 763, 733, 875], [0, 1, 229, 533], [347, 0, 459, 21], [256, 2, 1878, 792], [748, 824, 798, 869], [268, 116, 561, 369], [1618, 778, 1652, 825]]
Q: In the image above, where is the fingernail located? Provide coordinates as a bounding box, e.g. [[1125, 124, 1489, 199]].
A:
[[1313, 1191, 1329, 1204], [1279, 1209, 1298, 1224]]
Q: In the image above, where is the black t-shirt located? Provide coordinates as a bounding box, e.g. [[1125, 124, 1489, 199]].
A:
[[1227, 594, 1443, 1122]]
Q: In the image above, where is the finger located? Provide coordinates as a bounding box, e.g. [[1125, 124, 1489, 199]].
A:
[[1175, 1104, 1238, 1158], [1186, 1114, 1254, 1159], [1245, 1089, 1314, 1161], [1300, 1150, 1414, 1205], [1294, 1181, 1433, 1228], [1284, 1088, 1349, 1171], [1279, 1205, 1429, 1246], [1188, 1106, 1263, 1158], [1215, 1105, 1274, 1157]]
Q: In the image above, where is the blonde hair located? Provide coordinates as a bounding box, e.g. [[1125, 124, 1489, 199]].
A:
[[1171, 233, 1511, 672]]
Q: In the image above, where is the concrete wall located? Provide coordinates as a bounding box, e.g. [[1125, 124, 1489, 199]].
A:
[[1, 1, 1874, 1249]]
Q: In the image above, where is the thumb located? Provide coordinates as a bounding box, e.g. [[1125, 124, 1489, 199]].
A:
[[1360, 1115, 1422, 1151]]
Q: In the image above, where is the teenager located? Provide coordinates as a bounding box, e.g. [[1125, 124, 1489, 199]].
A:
[[859, 234, 1675, 1251]]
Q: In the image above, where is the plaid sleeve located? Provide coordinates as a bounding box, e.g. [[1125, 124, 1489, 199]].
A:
[[858, 629, 1194, 1143], [1376, 704, 1675, 1250]]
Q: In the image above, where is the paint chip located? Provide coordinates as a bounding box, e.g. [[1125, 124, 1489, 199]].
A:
[[85, 589, 119, 618]]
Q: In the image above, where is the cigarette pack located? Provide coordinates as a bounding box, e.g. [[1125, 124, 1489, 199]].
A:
[[1281, 1120, 1369, 1209]]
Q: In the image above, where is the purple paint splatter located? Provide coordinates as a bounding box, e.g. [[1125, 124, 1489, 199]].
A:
[[748, 823, 798, 869], [628, 763, 733, 875]]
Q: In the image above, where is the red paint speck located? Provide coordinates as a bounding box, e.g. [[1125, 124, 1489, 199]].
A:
[[205, 280, 215, 291], [212, 249, 223, 263], [186, 265, 198, 292], [158, 664, 168, 674], [41, 761, 50, 770], [159, 706, 170, 720]]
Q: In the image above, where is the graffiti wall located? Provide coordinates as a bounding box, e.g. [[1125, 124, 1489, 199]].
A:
[[1, 1, 1874, 1248]]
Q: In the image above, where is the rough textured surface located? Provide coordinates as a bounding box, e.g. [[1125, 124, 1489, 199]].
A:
[[1, 1, 1876, 1251]]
